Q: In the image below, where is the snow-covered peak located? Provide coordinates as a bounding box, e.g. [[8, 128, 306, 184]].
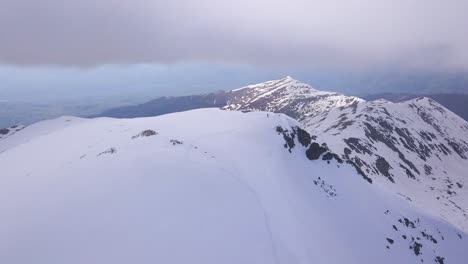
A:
[[224, 78, 363, 122], [231, 76, 318, 93]]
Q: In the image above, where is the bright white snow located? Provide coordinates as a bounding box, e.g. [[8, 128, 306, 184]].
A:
[[0, 109, 466, 264]]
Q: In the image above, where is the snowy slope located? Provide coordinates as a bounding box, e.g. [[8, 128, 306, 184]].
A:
[[222, 77, 468, 232], [0, 109, 467, 264], [310, 96, 468, 232]]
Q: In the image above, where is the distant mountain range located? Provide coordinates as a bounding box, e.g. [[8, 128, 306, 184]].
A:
[[97, 93, 227, 119], [98, 86, 467, 123]]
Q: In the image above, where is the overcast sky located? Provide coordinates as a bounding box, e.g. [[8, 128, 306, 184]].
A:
[[1, 0, 468, 99], [2, 0, 468, 69]]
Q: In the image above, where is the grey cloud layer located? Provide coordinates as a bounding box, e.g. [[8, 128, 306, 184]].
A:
[[1, 0, 467, 69]]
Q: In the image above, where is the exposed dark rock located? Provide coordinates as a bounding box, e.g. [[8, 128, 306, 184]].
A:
[[424, 164, 433, 176], [397, 152, 420, 175], [344, 147, 352, 157], [447, 140, 467, 159], [363, 122, 420, 176], [306, 143, 327, 160], [410, 241, 423, 256], [97, 147, 117, 156], [399, 217, 416, 228], [419, 131, 434, 142], [395, 127, 418, 152], [378, 120, 393, 132], [435, 256, 445, 264], [437, 143, 452, 155], [344, 137, 373, 155], [324, 113, 355, 132], [132, 129, 158, 139], [283, 132, 295, 152], [141, 130, 157, 137], [346, 159, 373, 184], [276, 126, 297, 152], [276, 126, 315, 153], [0, 128, 9, 135], [313, 176, 337, 198], [421, 231, 437, 244], [397, 193, 413, 202], [170, 139, 183, 145], [386, 238, 394, 244], [294, 127, 311, 147], [413, 103, 443, 133], [339, 100, 359, 114], [399, 164, 416, 180], [376, 156, 393, 182], [322, 152, 343, 163]]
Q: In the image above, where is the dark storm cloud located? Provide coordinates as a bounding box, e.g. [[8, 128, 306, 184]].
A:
[[1, 0, 468, 69]]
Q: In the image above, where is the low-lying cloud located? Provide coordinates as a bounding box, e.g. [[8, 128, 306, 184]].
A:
[[1, 0, 467, 70]]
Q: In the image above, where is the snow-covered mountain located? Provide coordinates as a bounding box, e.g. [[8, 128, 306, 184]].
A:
[[222, 77, 468, 232], [1, 109, 467, 264], [94, 76, 468, 232]]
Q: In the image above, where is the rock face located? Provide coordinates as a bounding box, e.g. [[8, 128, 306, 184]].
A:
[[306, 143, 327, 160], [0, 128, 9, 135]]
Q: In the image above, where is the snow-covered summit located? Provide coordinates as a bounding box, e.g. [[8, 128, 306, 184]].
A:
[[232, 76, 314, 90], [225, 77, 363, 121]]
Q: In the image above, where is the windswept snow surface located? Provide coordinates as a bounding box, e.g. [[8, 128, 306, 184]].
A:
[[0, 109, 467, 264]]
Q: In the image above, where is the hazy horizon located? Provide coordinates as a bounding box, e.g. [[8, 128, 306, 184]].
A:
[[1, 63, 468, 104], [1, 0, 468, 104]]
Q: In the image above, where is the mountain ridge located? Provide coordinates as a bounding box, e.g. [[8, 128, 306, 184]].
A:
[[95, 77, 468, 231], [362, 93, 468, 122], [98, 77, 467, 121]]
